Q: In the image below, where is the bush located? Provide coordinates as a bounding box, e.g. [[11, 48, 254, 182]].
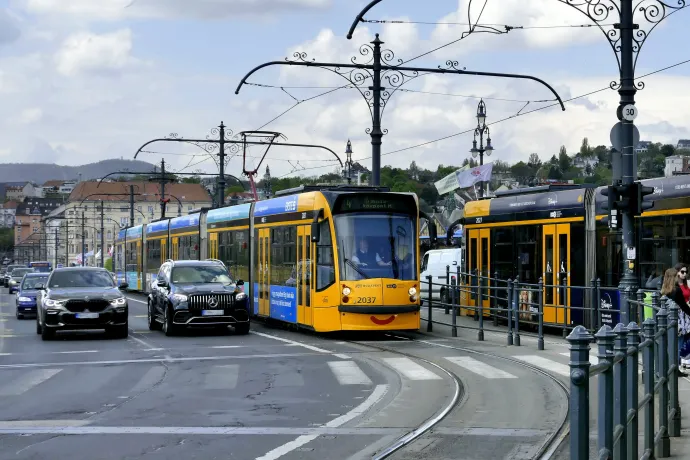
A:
[[104, 257, 113, 272]]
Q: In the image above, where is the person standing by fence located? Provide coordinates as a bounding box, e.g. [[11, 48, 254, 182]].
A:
[[662, 265, 690, 371]]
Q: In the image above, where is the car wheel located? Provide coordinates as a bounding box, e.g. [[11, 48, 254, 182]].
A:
[[36, 316, 42, 334], [148, 301, 161, 331], [162, 305, 176, 337], [41, 325, 55, 341], [234, 322, 250, 335], [16, 310, 23, 320]]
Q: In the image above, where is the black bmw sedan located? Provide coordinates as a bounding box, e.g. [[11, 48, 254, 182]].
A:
[[35, 267, 130, 340]]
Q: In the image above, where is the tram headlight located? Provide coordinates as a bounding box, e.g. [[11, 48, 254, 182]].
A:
[[408, 287, 417, 296], [342, 287, 351, 296]]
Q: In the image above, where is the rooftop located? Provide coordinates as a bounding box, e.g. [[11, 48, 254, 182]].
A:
[[68, 181, 212, 204], [42, 180, 65, 188]]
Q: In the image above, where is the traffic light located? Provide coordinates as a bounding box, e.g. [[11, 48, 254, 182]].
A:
[[633, 181, 655, 215], [601, 184, 630, 230]]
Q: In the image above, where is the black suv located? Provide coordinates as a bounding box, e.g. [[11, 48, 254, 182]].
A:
[[148, 259, 249, 336], [35, 267, 130, 340]]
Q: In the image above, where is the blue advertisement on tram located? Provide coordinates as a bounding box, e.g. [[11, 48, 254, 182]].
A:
[[269, 285, 297, 323], [253, 283, 259, 315]]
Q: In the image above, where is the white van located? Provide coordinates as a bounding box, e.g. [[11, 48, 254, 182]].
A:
[[420, 248, 463, 304]]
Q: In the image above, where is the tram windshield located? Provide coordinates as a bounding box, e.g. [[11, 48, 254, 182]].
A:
[[335, 213, 416, 281]]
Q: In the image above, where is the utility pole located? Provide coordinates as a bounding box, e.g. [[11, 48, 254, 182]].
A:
[[129, 185, 135, 227], [64, 219, 68, 267], [218, 122, 227, 207], [160, 159, 167, 219], [54, 227, 58, 269], [81, 211, 85, 267], [100, 201, 105, 268]]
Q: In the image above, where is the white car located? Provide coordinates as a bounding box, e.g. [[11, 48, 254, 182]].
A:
[[420, 248, 463, 304]]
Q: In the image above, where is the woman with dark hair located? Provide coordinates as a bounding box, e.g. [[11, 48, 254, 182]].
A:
[[661, 265, 690, 371]]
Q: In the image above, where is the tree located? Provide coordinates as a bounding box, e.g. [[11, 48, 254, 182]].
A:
[[558, 146, 571, 172], [593, 145, 609, 164], [510, 161, 533, 182], [408, 161, 420, 181], [104, 257, 113, 272], [492, 159, 511, 174], [548, 165, 564, 180], [527, 153, 542, 171], [660, 144, 676, 157], [579, 138, 593, 158]]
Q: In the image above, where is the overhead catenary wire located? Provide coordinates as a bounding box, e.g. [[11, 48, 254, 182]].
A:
[[362, 19, 616, 30], [275, 56, 690, 176]]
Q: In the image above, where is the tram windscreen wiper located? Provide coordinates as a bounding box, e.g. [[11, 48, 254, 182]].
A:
[[344, 258, 370, 279]]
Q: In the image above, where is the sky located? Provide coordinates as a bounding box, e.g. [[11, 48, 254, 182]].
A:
[[1, 0, 689, 179]]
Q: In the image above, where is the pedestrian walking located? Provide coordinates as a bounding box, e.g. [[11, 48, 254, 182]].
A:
[[661, 266, 690, 372]]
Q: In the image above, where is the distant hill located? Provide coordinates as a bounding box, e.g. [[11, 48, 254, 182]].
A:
[[0, 159, 158, 184]]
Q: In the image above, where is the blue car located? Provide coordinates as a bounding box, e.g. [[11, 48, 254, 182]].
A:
[[15, 273, 49, 319]]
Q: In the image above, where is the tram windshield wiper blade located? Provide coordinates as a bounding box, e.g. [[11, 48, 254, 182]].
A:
[[344, 258, 370, 279]]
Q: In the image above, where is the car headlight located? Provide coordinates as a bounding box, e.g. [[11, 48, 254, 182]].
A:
[[44, 298, 65, 307], [408, 287, 417, 296], [342, 287, 351, 296], [9, 280, 16, 285], [172, 294, 188, 303], [235, 292, 247, 302], [110, 297, 127, 306], [18, 296, 32, 302]]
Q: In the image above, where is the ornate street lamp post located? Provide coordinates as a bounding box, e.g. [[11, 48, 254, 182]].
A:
[[469, 99, 494, 198], [344, 140, 354, 184]]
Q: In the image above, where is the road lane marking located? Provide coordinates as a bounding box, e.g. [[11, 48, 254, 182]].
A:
[[328, 361, 372, 385], [134, 315, 147, 318], [513, 355, 570, 377], [333, 353, 351, 360], [0, 424, 400, 435], [53, 350, 99, 355], [0, 353, 322, 369], [382, 357, 443, 380], [204, 364, 239, 390], [0, 369, 61, 396], [128, 333, 160, 351], [444, 356, 517, 379], [125, 297, 147, 304], [250, 331, 333, 354], [130, 366, 166, 393], [211, 345, 244, 349], [256, 384, 388, 460]]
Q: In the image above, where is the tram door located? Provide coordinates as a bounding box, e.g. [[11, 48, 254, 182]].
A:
[[257, 229, 270, 316], [209, 233, 218, 259], [161, 239, 168, 261], [465, 229, 491, 317], [171, 237, 179, 260], [542, 224, 571, 325], [297, 226, 313, 326]]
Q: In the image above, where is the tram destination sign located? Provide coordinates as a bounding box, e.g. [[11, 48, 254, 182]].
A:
[[335, 194, 413, 214]]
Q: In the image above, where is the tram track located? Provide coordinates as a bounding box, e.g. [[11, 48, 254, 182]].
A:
[[341, 332, 570, 460]]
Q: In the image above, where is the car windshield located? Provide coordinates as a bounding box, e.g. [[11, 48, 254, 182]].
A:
[[22, 276, 48, 289], [171, 265, 233, 284], [48, 270, 115, 288], [12, 268, 33, 277]]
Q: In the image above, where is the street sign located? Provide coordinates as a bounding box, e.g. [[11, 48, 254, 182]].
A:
[[610, 122, 640, 152], [622, 104, 638, 121]]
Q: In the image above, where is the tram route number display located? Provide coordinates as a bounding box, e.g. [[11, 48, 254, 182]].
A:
[[336, 194, 413, 213]]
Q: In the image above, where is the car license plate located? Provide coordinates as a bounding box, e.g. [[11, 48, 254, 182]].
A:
[[75, 313, 99, 319], [201, 310, 223, 316]]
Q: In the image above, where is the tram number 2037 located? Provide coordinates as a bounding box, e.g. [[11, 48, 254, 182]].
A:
[[354, 297, 377, 304]]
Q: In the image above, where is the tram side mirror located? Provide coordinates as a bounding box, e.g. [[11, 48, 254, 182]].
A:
[[311, 223, 320, 243]]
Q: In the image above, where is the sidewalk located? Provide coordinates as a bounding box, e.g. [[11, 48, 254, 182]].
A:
[[417, 307, 690, 458]]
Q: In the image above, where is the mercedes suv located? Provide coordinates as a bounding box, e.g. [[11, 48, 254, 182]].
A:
[[35, 267, 130, 340], [148, 259, 249, 336]]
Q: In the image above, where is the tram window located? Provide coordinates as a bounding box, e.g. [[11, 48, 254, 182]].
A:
[[269, 227, 296, 285], [515, 226, 540, 284], [491, 228, 513, 279], [147, 240, 161, 267], [316, 220, 335, 291], [544, 234, 554, 304], [558, 233, 568, 306], [670, 215, 690, 267], [218, 231, 250, 282]]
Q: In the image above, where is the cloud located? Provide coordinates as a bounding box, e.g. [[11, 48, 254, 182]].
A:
[[20, 0, 331, 20], [54, 29, 137, 77], [19, 108, 43, 124], [0, 8, 21, 46]]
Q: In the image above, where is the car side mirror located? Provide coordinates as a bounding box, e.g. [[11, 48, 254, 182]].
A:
[[453, 261, 458, 265], [236, 279, 244, 286], [118, 282, 129, 290], [157, 280, 168, 288], [35, 283, 45, 290]]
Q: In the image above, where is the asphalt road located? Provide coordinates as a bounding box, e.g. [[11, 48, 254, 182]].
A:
[[0, 289, 569, 460]]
